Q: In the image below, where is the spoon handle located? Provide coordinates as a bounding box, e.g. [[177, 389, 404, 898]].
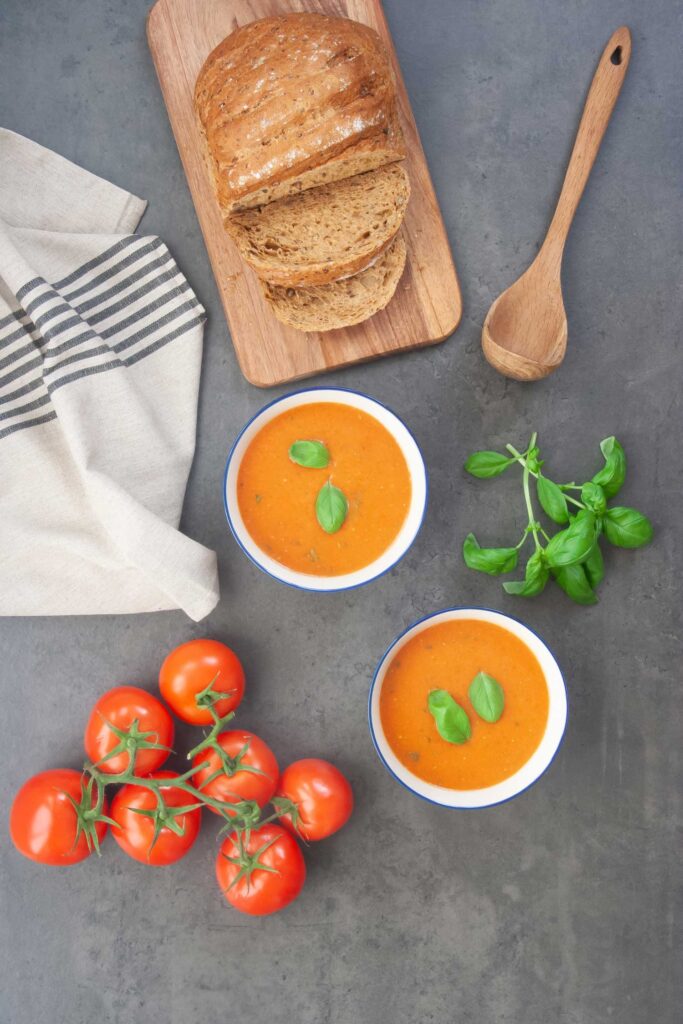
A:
[[542, 26, 632, 265]]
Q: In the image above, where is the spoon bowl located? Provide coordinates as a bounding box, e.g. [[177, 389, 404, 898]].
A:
[[482, 256, 568, 380]]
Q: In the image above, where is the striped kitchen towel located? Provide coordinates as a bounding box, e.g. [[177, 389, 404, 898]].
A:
[[0, 128, 219, 621]]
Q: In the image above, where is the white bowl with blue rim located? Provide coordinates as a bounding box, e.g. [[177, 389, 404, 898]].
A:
[[223, 387, 428, 592], [369, 607, 567, 809]]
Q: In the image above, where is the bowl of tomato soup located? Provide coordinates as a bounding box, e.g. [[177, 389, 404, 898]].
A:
[[369, 608, 567, 808], [224, 388, 427, 591]]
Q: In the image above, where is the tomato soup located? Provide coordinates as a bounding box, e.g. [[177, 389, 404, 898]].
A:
[[379, 619, 549, 789], [237, 402, 412, 575]]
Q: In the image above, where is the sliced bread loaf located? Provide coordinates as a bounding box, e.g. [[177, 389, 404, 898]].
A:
[[262, 235, 406, 332], [194, 14, 405, 214], [226, 165, 410, 287]]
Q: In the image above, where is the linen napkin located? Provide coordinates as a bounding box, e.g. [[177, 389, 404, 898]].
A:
[[0, 128, 219, 621]]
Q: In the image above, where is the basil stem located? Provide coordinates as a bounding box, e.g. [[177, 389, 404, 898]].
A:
[[505, 443, 585, 511], [521, 434, 542, 552]]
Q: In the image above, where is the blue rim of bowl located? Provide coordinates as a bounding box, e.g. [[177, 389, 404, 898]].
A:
[[368, 606, 568, 810], [222, 386, 429, 593]]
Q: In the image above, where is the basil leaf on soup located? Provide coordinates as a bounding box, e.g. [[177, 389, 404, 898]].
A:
[[592, 436, 626, 498], [468, 672, 505, 723], [464, 451, 514, 479], [463, 533, 518, 576], [315, 481, 348, 534], [544, 512, 596, 568], [603, 507, 654, 548], [289, 440, 330, 469], [503, 549, 549, 597], [537, 474, 569, 524], [552, 563, 598, 605], [428, 690, 471, 744]]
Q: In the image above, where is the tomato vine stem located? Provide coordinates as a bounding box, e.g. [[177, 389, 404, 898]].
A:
[[78, 716, 272, 864]]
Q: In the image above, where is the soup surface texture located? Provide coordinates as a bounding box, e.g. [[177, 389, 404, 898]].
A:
[[379, 619, 549, 789], [237, 402, 412, 576]]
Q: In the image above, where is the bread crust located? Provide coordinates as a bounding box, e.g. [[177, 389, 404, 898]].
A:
[[194, 13, 406, 214]]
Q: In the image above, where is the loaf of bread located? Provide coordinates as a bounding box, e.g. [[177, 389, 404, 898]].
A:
[[262, 235, 407, 332], [225, 164, 410, 287], [194, 13, 406, 216]]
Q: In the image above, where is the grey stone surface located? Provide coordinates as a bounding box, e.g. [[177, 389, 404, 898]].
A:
[[0, 0, 681, 1021]]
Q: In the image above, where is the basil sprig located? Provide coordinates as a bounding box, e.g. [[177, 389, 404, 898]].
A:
[[503, 549, 549, 597], [553, 564, 598, 605], [581, 481, 607, 515], [603, 506, 653, 548], [591, 436, 626, 497], [544, 511, 596, 568], [315, 480, 348, 534], [463, 534, 518, 576], [583, 541, 605, 588], [537, 473, 569, 524], [427, 690, 471, 744], [289, 440, 330, 468], [468, 672, 505, 723], [463, 433, 653, 606], [464, 451, 515, 478]]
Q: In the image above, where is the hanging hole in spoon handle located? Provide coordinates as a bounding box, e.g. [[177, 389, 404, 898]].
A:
[[540, 26, 632, 261]]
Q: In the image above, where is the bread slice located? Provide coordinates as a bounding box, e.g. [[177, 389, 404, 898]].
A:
[[262, 236, 407, 332], [226, 165, 410, 287], [194, 14, 405, 214]]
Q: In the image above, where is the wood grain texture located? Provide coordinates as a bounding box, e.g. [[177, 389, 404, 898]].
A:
[[482, 26, 631, 381], [147, 0, 461, 386]]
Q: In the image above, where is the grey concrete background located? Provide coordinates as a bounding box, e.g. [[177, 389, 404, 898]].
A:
[[0, 0, 681, 1021]]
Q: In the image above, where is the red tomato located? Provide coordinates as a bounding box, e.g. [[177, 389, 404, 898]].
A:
[[10, 769, 107, 866], [110, 771, 201, 866], [275, 758, 353, 840], [159, 639, 245, 725], [84, 685, 174, 775], [192, 730, 278, 815], [216, 823, 305, 916]]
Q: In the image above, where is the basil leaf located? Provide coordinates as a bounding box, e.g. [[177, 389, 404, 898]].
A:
[[463, 533, 518, 576], [464, 451, 514, 479], [552, 564, 598, 605], [581, 481, 607, 515], [537, 474, 569, 524], [289, 440, 330, 468], [468, 672, 505, 723], [428, 690, 471, 744], [503, 550, 549, 597], [592, 436, 626, 498], [603, 507, 653, 548], [583, 542, 605, 589], [315, 481, 348, 534], [545, 512, 596, 568]]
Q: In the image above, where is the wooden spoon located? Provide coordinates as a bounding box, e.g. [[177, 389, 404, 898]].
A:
[[482, 26, 632, 381]]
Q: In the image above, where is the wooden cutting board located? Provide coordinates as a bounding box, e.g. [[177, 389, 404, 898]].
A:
[[147, 0, 462, 387]]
